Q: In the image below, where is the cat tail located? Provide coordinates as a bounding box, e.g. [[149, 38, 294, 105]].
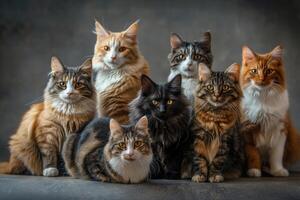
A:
[[284, 116, 300, 165], [62, 133, 80, 178]]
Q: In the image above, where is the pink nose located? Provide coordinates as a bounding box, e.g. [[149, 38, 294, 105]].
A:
[[111, 56, 117, 61]]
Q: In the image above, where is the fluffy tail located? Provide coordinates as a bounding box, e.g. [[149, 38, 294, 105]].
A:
[[62, 133, 79, 177], [0, 162, 12, 174], [284, 116, 300, 165]]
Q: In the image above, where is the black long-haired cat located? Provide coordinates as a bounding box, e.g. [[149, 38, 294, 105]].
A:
[[129, 74, 193, 179]]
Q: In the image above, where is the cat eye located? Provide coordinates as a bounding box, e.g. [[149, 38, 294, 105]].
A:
[[176, 54, 185, 61], [223, 85, 230, 91], [57, 81, 66, 88], [250, 69, 257, 74], [103, 45, 110, 51], [206, 85, 214, 91], [134, 141, 143, 148], [119, 46, 126, 52], [193, 54, 202, 60], [118, 142, 126, 150], [75, 82, 84, 89], [152, 100, 159, 106], [266, 69, 273, 75], [167, 100, 173, 105]]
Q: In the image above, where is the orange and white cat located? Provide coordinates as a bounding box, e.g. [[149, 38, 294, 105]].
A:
[[92, 20, 149, 124], [241, 45, 300, 177]]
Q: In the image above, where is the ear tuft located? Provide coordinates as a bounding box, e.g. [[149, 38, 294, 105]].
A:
[[198, 63, 211, 81], [109, 118, 122, 138], [51, 56, 64, 74], [170, 33, 183, 49], [95, 20, 110, 38], [124, 20, 139, 41], [141, 75, 156, 96], [270, 45, 283, 59], [201, 31, 211, 49], [79, 58, 92, 76], [242, 46, 256, 61], [225, 63, 240, 82], [135, 116, 149, 136]]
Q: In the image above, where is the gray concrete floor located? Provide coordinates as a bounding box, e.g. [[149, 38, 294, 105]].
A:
[[0, 173, 300, 200]]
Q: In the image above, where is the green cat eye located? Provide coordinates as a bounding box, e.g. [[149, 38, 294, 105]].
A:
[[250, 69, 257, 74], [167, 99, 173, 105], [152, 100, 159, 106]]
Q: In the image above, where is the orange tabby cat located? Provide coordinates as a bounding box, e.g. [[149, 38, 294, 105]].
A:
[[0, 57, 96, 176], [241, 45, 300, 177], [92, 20, 150, 124]]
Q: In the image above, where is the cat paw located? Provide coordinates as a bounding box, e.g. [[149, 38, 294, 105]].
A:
[[181, 171, 191, 179], [192, 175, 206, 183], [247, 168, 261, 177], [209, 174, 224, 183], [43, 167, 59, 177], [270, 168, 289, 177]]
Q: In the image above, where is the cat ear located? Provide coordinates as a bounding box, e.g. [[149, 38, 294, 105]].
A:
[[51, 56, 64, 74], [242, 46, 256, 61], [170, 33, 183, 49], [109, 118, 123, 138], [95, 20, 110, 38], [225, 63, 240, 82], [79, 58, 92, 76], [198, 63, 211, 81], [168, 74, 181, 91], [201, 31, 211, 49], [123, 20, 139, 41], [141, 75, 157, 96], [270, 45, 283, 59], [135, 116, 149, 136]]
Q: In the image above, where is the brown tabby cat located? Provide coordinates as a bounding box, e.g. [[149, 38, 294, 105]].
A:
[[241, 45, 300, 177], [92, 20, 150, 124], [192, 63, 244, 183], [0, 57, 96, 176]]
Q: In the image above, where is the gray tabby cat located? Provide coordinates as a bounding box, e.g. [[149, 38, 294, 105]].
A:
[[168, 32, 213, 102]]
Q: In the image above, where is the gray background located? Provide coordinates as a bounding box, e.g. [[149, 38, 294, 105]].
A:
[[0, 0, 300, 166]]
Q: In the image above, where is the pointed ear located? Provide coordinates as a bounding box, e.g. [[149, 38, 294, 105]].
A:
[[242, 46, 256, 61], [198, 63, 211, 82], [109, 118, 123, 138], [124, 20, 139, 41], [135, 116, 149, 136], [168, 74, 182, 95], [141, 75, 156, 96], [170, 33, 183, 49], [270, 45, 283, 59], [51, 56, 64, 74], [79, 58, 92, 76], [95, 20, 110, 39], [201, 31, 211, 49], [225, 63, 240, 82]]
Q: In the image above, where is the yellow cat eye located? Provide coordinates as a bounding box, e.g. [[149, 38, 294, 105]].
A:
[[134, 141, 143, 148], [103, 45, 110, 51], [223, 85, 230, 91], [152, 100, 159, 106], [167, 99, 173, 105], [206, 84, 214, 91], [57, 81, 66, 88], [177, 54, 185, 60], [119, 46, 126, 52], [118, 142, 126, 149], [194, 54, 202, 60], [266, 69, 273, 75], [250, 69, 257, 74]]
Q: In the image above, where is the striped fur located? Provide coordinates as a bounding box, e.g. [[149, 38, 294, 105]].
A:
[[0, 57, 96, 176], [92, 20, 150, 124], [62, 116, 153, 183]]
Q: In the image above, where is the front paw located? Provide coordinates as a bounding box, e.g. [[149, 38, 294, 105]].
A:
[[43, 167, 59, 177], [270, 168, 289, 177], [247, 168, 261, 177], [192, 174, 206, 183], [209, 174, 224, 183]]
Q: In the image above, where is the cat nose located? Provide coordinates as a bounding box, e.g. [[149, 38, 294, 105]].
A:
[[111, 55, 117, 61], [124, 153, 135, 161], [159, 105, 166, 113]]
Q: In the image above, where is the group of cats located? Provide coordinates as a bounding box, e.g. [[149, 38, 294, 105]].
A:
[[0, 20, 300, 184]]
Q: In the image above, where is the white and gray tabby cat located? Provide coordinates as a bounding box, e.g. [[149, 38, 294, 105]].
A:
[[167, 32, 213, 102]]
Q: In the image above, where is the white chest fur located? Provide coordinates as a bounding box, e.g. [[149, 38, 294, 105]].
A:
[[94, 70, 123, 93]]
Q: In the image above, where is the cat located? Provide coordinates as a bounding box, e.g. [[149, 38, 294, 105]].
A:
[[0, 57, 96, 176], [92, 20, 150, 124], [129, 74, 193, 179], [191, 63, 244, 183], [62, 116, 152, 183], [167, 32, 213, 102], [240, 45, 300, 177]]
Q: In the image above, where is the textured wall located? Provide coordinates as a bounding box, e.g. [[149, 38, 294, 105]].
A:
[[0, 0, 300, 167]]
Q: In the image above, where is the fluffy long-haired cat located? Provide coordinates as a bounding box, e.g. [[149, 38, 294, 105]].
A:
[[62, 116, 152, 183], [0, 57, 96, 176], [167, 32, 213, 102], [92, 20, 150, 124], [241, 45, 300, 177], [129, 74, 193, 179], [192, 63, 244, 183]]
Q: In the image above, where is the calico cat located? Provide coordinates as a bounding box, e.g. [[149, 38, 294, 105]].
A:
[[62, 116, 152, 183], [0, 57, 96, 176], [93, 20, 150, 124], [129, 74, 193, 179], [192, 63, 244, 183], [168, 32, 213, 102], [241, 46, 300, 177]]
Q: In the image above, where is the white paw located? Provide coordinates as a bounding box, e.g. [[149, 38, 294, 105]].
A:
[[192, 175, 206, 183], [270, 168, 289, 177], [209, 174, 224, 183], [247, 168, 261, 177], [43, 167, 59, 177]]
